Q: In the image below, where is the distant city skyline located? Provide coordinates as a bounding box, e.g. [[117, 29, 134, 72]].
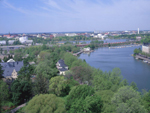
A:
[[0, 0, 150, 33]]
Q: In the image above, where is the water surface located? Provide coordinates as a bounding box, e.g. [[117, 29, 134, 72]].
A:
[[79, 46, 150, 91]]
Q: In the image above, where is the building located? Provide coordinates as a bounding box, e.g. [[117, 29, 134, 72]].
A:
[[19, 36, 28, 43], [19, 36, 33, 44], [83, 47, 91, 52], [0, 41, 6, 45], [56, 59, 68, 75], [8, 40, 15, 45], [142, 45, 150, 54], [65, 33, 77, 37], [0, 59, 24, 80], [136, 37, 141, 41]]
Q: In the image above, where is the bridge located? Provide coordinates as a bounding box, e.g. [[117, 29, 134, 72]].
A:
[[73, 50, 83, 56], [135, 55, 150, 62]]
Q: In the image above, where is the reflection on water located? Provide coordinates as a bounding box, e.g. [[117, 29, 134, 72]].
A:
[[79, 46, 150, 91]]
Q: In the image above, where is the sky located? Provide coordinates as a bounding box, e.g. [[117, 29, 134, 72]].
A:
[[0, 0, 150, 33]]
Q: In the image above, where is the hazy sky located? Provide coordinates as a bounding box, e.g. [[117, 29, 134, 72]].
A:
[[0, 0, 150, 33]]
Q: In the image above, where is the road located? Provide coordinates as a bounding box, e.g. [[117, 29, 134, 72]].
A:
[[10, 103, 26, 113]]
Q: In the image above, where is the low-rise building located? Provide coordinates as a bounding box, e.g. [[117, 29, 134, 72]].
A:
[[83, 47, 91, 52], [0, 59, 24, 80], [56, 59, 68, 75], [0, 41, 6, 45], [8, 40, 15, 45], [136, 37, 141, 41], [142, 45, 150, 54]]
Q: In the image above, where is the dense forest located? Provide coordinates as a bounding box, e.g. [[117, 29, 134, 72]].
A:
[[0, 44, 150, 113]]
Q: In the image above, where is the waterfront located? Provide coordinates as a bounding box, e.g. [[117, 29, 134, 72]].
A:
[[79, 46, 150, 91]]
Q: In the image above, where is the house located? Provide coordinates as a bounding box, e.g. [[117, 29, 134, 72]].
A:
[[0, 41, 6, 45], [56, 59, 68, 75], [0, 59, 24, 80], [136, 37, 141, 41], [8, 40, 15, 45], [83, 47, 91, 52]]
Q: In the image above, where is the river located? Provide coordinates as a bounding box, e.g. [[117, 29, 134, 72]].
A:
[[79, 46, 150, 91]]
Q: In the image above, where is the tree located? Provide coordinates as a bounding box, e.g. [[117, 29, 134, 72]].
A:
[[66, 85, 97, 113], [0, 48, 2, 54], [4, 50, 7, 55], [0, 80, 9, 112], [111, 86, 147, 113], [18, 63, 34, 81], [130, 81, 138, 90], [0, 64, 4, 79], [14, 52, 22, 61], [134, 48, 141, 55], [142, 91, 150, 112], [92, 70, 112, 91], [11, 80, 32, 105], [32, 74, 49, 95], [25, 94, 66, 113], [35, 60, 57, 79], [71, 66, 92, 84], [49, 76, 78, 97], [95, 90, 116, 113], [84, 94, 103, 113], [49, 76, 68, 96], [37, 51, 50, 63], [109, 68, 122, 85], [63, 53, 77, 68]]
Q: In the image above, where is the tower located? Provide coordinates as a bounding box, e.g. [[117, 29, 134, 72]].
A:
[[138, 28, 139, 34]]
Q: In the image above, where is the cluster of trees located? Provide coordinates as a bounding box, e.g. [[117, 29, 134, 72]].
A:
[[1, 44, 150, 113], [141, 37, 150, 44]]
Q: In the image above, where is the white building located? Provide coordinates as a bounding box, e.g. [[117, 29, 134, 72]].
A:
[[19, 36, 33, 44], [56, 59, 68, 75], [142, 45, 150, 54], [8, 40, 15, 45], [65, 33, 77, 37], [0, 41, 6, 45], [19, 36, 28, 43], [84, 47, 91, 52]]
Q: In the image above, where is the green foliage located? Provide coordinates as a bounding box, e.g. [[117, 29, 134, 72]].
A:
[[66, 85, 96, 112], [11, 80, 32, 105], [49, 76, 67, 96], [109, 68, 122, 85], [49, 76, 79, 97], [0, 80, 9, 112], [37, 51, 50, 63], [0, 64, 4, 79], [84, 94, 103, 113], [130, 81, 138, 90], [134, 48, 141, 55], [112, 86, 147, 113], [95, 90, 116, 113], [32, 75, 49, 95], [14, 52, 23, 61], [92, 69, 112, 91], [18, 63, 34, 81], [35, 60, 57, 79], [141, 37, 150, 43], [71, 66, 93, 84], [25, 94, 66, 113], [142, 91, 150, 112], [63, 53, 77, 68]]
